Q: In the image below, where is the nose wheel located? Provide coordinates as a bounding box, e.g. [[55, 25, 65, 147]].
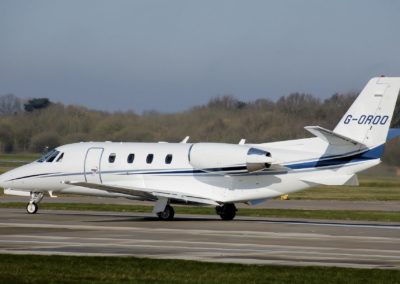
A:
[[26, 202, 38, 214], [26, 192, 44, 214]]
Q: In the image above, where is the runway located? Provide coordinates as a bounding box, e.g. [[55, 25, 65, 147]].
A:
[[0, 208, 399, 269], [2, 195, 400, 211]]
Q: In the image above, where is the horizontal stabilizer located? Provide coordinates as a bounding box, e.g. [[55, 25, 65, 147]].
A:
[[301, 174, 359, 186], [387, 128, 400, 141], [305, 126, 366, 148], [65, 181, 219, 206]]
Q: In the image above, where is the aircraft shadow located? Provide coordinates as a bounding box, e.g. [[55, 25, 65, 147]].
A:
[[85, 216, 222, 223]]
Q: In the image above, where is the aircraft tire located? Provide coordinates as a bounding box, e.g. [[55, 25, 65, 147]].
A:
[[26, 202, 38, 214], [157, 205, 175, 221], [216, 203, 237, 220]]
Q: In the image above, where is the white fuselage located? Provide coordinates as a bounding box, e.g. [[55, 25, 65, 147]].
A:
[[0, 137, 380, 204]]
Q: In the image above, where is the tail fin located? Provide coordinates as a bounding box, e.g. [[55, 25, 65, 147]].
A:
[[333, 77, 400, 148]]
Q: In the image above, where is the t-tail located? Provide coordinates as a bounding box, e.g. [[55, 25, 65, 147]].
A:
[[305, 77, 400, 158], [333, 77, 400, 149], [299, 77, 400, 187]]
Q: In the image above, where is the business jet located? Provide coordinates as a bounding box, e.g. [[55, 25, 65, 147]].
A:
[[1, 77, 399, 220]]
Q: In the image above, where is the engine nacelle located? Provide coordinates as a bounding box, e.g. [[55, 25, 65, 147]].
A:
[[188, 143, 273, 173]]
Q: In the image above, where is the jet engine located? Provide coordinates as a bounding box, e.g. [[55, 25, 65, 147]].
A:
[[188, 143, 273, 173]]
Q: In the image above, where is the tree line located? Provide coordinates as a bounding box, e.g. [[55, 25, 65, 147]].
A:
[[0, 92, 399, 166]]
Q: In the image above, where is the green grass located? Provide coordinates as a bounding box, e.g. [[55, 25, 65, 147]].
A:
[[0, 153, 39, 161], [289, 185, 400, 201], [287, 175, 400, 201], [0, 254, 399, 284], [1, 202, 399, 222], [0, 153, 39, 174]]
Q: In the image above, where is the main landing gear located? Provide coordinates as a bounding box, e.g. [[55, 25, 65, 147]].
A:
[[155, 201, 237, 221], [216, 203, 237, 220], [26, 192, 44, 214], [157, 205, 175, 221]]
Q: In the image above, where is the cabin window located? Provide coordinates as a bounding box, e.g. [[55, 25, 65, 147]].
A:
[[127, 153, 135, 163], [108, 153, 116, 163], [146, 154, 154, 164], [56, 153, 64, 162], [165, 154, 173, 164]]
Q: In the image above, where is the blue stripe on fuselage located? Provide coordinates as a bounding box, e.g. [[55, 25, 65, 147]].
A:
[[286, 144, 384, 170]]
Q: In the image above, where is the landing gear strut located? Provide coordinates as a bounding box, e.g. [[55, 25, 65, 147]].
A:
[[216, 203, 237, 220], [157, 205, 175, 221], [26, 192, 44, 214]]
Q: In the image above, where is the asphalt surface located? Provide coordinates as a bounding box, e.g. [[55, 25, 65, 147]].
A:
[[0, 208, 399, 269], [2, 195, 400, 211]]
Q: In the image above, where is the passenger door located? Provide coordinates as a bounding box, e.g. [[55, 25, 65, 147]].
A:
[[84, 148, 104, 183]]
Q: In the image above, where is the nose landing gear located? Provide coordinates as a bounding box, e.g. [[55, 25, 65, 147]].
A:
[[26, 192, 44, 214], [26, 202, 38, 214]]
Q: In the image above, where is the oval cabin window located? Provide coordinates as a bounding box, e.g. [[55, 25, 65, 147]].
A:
[[108, 153, 116, 163], [146, 154, 154, 164], [127, 153, 135, 164], [165, 154, 173, 164]]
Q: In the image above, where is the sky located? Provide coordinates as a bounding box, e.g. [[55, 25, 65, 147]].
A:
[[1, 0, 400, 113]]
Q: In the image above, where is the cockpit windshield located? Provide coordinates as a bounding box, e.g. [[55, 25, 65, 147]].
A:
[[37, 149, 60, 163]]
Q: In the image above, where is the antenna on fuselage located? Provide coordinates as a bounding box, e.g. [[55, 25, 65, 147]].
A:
[[42, 146, 49, 155], [180, 136, 190, 143]]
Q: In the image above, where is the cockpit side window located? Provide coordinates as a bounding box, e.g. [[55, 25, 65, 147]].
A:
[[56, 152, 64, 162], [37, 149, 55, 162], [46, 150, 60, 162], [37, 149, 59, 163]]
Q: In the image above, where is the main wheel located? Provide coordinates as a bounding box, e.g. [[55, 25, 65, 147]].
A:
[[216, 203, 237, 220], [157, 205, 175, 221], [26, 202, 38, 214]]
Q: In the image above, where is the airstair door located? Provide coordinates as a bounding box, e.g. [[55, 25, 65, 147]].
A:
[[84, 147, 104, 183]]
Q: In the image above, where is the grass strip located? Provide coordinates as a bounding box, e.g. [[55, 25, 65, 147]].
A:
[[288, 186, 400, 201], [0, 254, 399, 284], [0, 153, 39, 161], [1, 202, 399, 222]]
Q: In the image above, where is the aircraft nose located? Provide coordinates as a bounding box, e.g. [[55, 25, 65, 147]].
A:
[[0, 172, 13, 189]]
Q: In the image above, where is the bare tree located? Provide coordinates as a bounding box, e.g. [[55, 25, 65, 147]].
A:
[[0, 94, 22, 115]]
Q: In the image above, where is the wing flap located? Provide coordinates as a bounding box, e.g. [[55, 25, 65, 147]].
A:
[[65, 181, 155, 199], [153, 191, 219, 205], [65, 181, 219, 206]]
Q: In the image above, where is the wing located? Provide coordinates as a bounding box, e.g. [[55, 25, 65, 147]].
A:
[[65, 181, 220, 206]]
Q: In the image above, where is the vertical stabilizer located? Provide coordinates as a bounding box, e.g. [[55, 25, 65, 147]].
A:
[[333, 77, 400, 148]]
